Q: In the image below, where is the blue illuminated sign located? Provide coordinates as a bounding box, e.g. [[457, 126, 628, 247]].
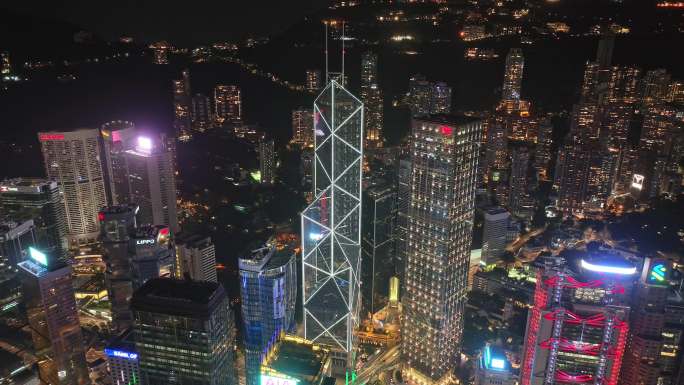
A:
[[105, 348, 138, 361]]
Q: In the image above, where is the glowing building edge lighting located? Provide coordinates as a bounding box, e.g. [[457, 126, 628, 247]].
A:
[[580, 259, 636, 275], [28, 247, 48, 266]]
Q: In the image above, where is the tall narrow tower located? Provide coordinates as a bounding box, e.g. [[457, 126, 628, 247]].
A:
[[502, 48, 524, 102], [402, 115, 482, 385], [301, 78, 363, 372]]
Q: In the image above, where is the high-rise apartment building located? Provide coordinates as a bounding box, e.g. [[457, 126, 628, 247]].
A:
[[259, 138, 276, 184], [306, 69, 322, 92], [19, 247, 89, 385], [361, 183, 396, 317], [38, 129, 108, 245], [150, 41, 170, 65], [0, 178, 68, 260], [291, 108, 314, 148], [191, 93, 213, 132], [124, 136, 179, 233], [214, 85, 242, 124], [361, 52, 378, 88], [301, 78, 363, 372], [173, 69, 192, 141], [407, 76, 452, 117], [99, 205, 138, 332], [0, 51, 10, 76], [481, 207, 510, 265], [132, 278, 236, 385], [176, 233, 217, 282], [520, 256, 633, 385], [402, 115, 482, 385], [502, 48, 524, 102], [361, 52, 383, 149], [431, 82, 452, 114], [239, 242, 297, 385]]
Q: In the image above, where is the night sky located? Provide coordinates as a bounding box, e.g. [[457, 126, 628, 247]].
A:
[[3, 1, 328, 45]]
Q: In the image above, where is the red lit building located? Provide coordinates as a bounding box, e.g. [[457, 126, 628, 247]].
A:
[[520, 256, 634, 385]]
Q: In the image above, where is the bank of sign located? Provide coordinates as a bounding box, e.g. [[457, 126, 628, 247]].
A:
[[261, 374, 298, 385]]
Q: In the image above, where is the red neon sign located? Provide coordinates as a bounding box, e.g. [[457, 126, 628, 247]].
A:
[[98, 212, 105, 221], [439, 125, 453, 135], [39, 133, 65, 141]]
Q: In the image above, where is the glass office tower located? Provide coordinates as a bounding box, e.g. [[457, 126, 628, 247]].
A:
[[239, 242, 297, 385], [301, 78, 363, 370], [132, 278, 236, 385]]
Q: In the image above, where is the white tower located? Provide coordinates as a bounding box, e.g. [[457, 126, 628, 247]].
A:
[[301, 78, 363, 371]]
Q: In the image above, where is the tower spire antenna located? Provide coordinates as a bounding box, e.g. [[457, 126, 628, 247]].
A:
[[341, 20, 345, 85], [325, 21, 329, 85]]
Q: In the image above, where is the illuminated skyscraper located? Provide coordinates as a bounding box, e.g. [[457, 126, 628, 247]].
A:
[[306, 69, 322, 92], [431, 82, 452, 114], [173, 69, 192, 141], [38, 129, 108, 245], [191, 93, 213, 132], [481, 207, 510, 266], [124, 136, 179, 233], [259, 138, 276, 184], [214, 85, 242, 124], [150, 41, 170, 65], [520, 256, 632, 385], [360, 51, 378, 88], [407, 76, 452, 117], [132, 278, 236, 385], [239, 241, 297, 385], [0, 178, 68, 260], [176, 233, 217, 282], [508, 144, 532, 217], [301, 78, 363, 372], [99, 205, 138, 332], [360, 52, 383, 149], [105, 329, 140, 385], [1, 51, 11, 76], [596, 28, 615, 69], [291, 108, 315, 148], [129, 225, 175, 289], [502, 48, 524, 102], [100, 120, 136, 205], [402, 115, 481, 385], [620, 258, 671, 385], [19, 247, 89, 385]]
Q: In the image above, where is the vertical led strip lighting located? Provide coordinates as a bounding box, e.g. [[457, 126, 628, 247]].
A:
[[301, 79, 363, 362]]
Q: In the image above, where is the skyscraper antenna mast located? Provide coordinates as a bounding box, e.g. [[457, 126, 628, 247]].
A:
[[341, 21, 345, 85], [325, 22, 329, 85]]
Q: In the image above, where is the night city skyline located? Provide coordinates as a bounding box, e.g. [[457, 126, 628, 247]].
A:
[[1, 1, 684, 385]]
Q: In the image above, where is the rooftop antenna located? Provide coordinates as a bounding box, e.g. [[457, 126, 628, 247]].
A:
[[341, 21, 345, 85], [325, 21, 329, 85]]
